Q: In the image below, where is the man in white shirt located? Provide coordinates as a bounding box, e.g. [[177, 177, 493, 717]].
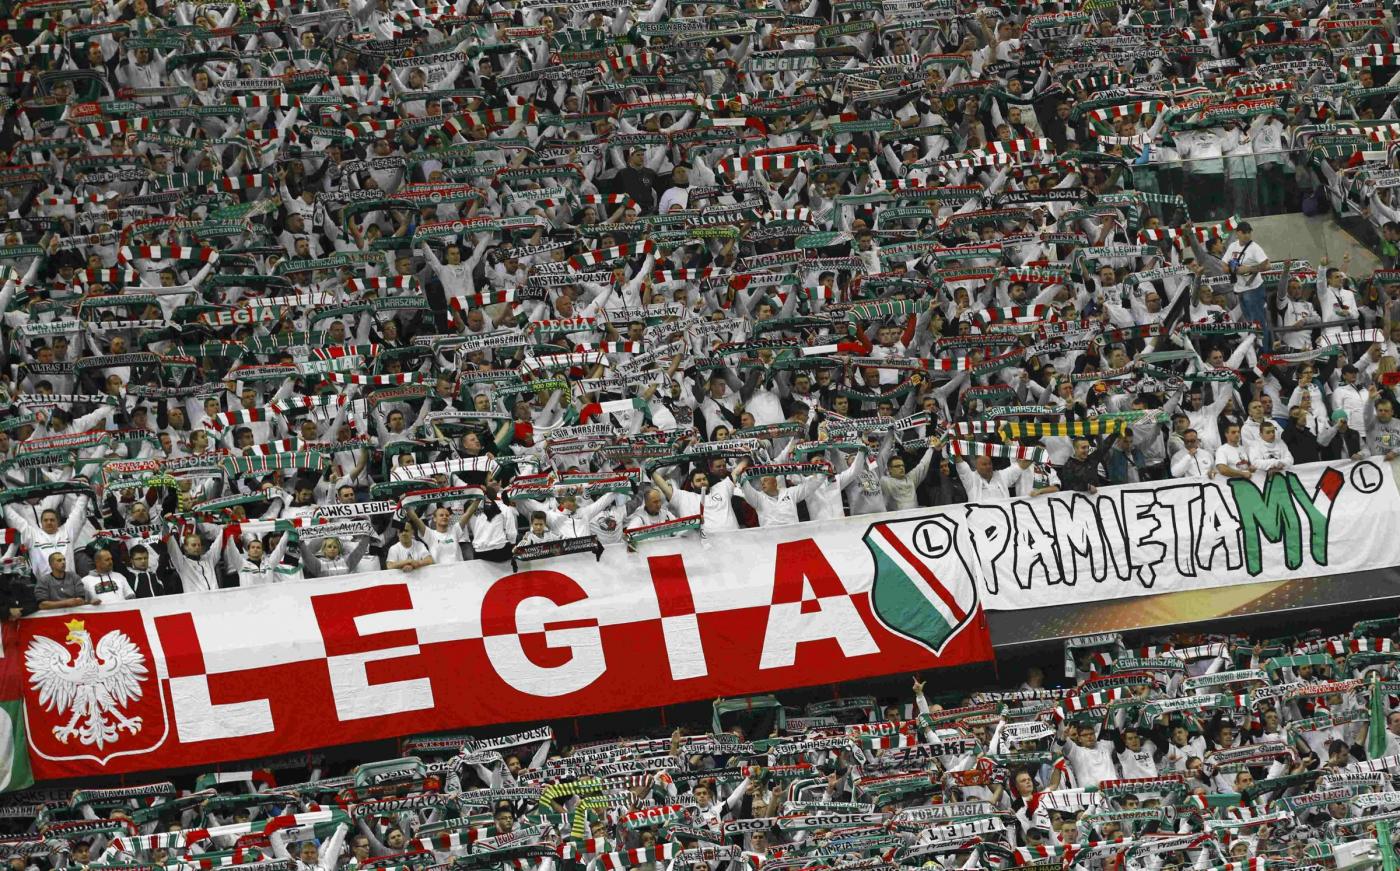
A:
[[80, 548, 134, 605], [5, 494, 91, 582], [1334, 364, 1368, 431], [1182, 385, 1233, 454], [1160, 723, 1208, 774], [465, 494, 518, 563], [652, 461, 746, 534], [405, 505, 470, 565], [1221, 222, 1269, 329], [1178, 129, 1226, 220], [1116, 726, 1159, 780], [627, 488, 678, 531], [515, 491, 630, 543], [1318, 262, 1360, 341], [1215, 423, 1252, 478], [230, 534, 290, 587], [1170, 429, 1217, 479], [1062, 722, 1118, 788], [741, 472, 826, 527], [1240, 399, 1269, 448], [954, 454, 1029, 501], [165, 527, 225, 593], [386, 526, 433, 572]]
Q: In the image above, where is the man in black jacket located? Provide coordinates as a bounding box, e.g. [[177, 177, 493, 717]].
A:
[[615, 149, 659, 214], [1, 572, 35, 620], [1058, 435, 1117, 493], [124, 545, 175, 599]]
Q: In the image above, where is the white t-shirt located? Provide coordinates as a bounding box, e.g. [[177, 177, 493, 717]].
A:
[[1064, 739, 1118, 788], [627, 506, 677, 531], [1216, 441, 1250, 475], [956, 462, 1025, 502], [742, 477, 823, 527], [423, 526, 466, 565], [82, 572, 135, 605], [1222, 239, 1268, 292], [1117, 741, 1158, 780], [387, 540, 431, 567], [668, 478, 738, 533], [1246, 438, 1292, 471], [1171, 447, 1216, 478]]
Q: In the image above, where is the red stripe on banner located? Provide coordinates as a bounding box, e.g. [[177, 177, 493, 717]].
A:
[[542, 619, 598, 632], [311, 586, 432, 690], [1319, 468, 1344, 502], [648, 554, 697, 617], [313, 585, 419, 656], [875, 524, 968, 624], [155, 613, 207, 678], [18, 581, 989, 781]]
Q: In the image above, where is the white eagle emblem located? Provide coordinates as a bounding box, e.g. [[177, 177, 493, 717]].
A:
[[25, 618, 148, 749]]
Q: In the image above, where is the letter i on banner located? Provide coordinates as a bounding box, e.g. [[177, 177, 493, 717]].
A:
[[648, 555, 709, 680]]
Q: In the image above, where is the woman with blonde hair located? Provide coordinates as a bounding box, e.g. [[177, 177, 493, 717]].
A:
[[300, 534, 375, 578]]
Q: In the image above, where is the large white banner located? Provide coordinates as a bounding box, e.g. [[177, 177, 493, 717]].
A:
[[11, 514, 994, 781], [9, 460, 1395, 783], [895, 459, 1400, 610]]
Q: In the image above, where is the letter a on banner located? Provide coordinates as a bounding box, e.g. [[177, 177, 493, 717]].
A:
[[760, 540, 879, 668]]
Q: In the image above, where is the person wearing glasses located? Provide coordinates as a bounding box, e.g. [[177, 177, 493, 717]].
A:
[[1170, 429, 1217, 479]]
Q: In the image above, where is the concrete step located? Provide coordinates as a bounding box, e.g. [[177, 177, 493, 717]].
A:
[[1243, 212, 1381, 273]]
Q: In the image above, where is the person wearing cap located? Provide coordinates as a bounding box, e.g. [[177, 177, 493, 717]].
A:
[[1284, 401, 1334, 465], [1334, 364, 1369, 432], [1321, 407, 1365, 461]]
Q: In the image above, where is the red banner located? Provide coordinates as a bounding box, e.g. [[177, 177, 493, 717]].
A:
[[10, 530, 993, 781]]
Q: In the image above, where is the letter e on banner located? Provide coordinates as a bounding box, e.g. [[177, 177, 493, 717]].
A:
[[312, 584, 434, 721]]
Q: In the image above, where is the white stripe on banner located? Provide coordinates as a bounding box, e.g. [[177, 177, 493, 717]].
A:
[[864, 525, 962, 630]]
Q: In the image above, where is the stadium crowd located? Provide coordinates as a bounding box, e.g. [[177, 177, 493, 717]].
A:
[[7, 625, 1400, 869], [2, 0, 1400, 607]]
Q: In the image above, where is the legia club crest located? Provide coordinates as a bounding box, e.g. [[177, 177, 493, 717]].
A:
[[25, 618, 148, 749], [862, 516, 979, 654]]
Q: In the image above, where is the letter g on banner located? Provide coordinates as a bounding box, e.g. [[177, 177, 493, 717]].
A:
[[481, 571, 606, 697]]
